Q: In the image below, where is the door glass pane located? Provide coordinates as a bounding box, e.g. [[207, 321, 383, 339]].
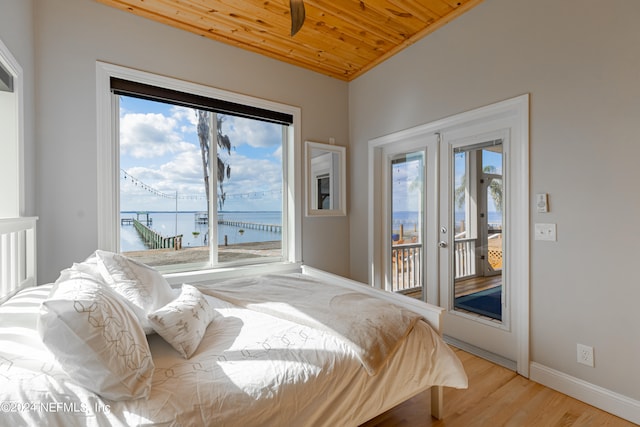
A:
[[390, 152, 424, 295], [452, 141, 504, 321], [486, 176, 503, 273]]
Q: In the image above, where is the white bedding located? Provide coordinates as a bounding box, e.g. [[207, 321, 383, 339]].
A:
[[198, 273, 423, 376], [0, 276, 467, 427]]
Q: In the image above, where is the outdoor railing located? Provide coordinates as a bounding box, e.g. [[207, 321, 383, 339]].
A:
[[454, 237, 477, 279], [391, 243, 422, 293], [133, 219, 183, 250], [390, 237, 479, 293]]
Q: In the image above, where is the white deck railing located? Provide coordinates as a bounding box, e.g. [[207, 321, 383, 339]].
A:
[[391, 243, 422, 293], [390, 238, 478, 293], [454, 237, 477, 279], [0, 217, 38, 304]]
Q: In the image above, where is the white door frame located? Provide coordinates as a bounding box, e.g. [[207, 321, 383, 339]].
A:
[[368, 94, 530, 377]]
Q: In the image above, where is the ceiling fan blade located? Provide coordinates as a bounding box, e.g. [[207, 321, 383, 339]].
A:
[[290, 0, 306, 36]]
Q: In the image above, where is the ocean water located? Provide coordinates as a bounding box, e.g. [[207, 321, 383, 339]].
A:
[[121, 210, 501, 252], [391, 211, 502, 242], [120, 211, 282, 252], [393, 211, 502, 225]]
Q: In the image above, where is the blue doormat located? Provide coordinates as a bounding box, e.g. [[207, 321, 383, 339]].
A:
[[454, 286, 502, 321]]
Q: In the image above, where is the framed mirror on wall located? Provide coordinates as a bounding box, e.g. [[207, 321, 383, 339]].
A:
[[305, 141, 346, 216]]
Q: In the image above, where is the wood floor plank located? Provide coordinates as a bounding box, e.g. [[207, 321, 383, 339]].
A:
[[361, 348, 635, 427]]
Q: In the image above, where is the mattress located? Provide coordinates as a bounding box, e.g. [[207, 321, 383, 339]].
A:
[[0, 277, 467, 426]]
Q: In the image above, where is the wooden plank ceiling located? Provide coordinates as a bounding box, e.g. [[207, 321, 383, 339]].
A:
[[96, 0, 483, 81]]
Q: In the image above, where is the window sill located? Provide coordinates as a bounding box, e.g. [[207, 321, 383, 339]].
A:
[[163, 261, 303, 286]]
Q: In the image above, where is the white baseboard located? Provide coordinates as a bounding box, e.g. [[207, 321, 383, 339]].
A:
[[530, 362, 640, 425]]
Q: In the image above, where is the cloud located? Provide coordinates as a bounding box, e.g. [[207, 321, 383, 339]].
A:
[[123, 147, 206, 196], [272, 145, 282, 159], [392, 157, 423, 212], [222, 154, 281, 194], [221, 116, 281, 149], [120, 112, 193, 158], [120, 102, 284, 212], [121, 140, 282, 208], [171, 106, 199, 133]]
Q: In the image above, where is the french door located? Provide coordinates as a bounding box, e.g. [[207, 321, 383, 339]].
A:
[[369, 95, 529, 376], [439, 134, 517, 369]]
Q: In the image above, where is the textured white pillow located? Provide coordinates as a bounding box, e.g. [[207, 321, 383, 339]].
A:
[[95, 250, 175, 334], [147, 284, 217, 359], [55, 251, 104, 285], [38, 277, 155, 401]]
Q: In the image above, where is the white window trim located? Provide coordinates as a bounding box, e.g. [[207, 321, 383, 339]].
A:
[[0, 38, 25, 217], [96, 61, 302, 283]]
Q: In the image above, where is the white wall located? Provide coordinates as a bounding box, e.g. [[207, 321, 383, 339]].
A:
[[349, 0, 640, 406], [33, 0, 349, 283], [0, 0, 35, 217]]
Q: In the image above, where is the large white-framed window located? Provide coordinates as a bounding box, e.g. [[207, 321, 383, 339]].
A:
[[0, 38, 24, 219], [96, 62, 302, 283]]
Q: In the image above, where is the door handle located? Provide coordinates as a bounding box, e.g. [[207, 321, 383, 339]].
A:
[[438, 241, 448, 248]]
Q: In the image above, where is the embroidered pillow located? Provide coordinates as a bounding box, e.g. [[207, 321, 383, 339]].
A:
[[55, 251, 105, 285], [95, 250, 175, 334], [147, 284, 217, 359], [38, 277, 154, 400]]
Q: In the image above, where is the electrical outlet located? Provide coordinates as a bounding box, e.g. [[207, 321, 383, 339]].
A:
[[577, 344, 594, 367]]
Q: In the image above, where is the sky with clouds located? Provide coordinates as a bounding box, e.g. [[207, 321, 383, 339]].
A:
[[391, 149, 502, 217], [454, 149, 503, 215], [119, 96, 283, 212], [391, 153, 423, 215]]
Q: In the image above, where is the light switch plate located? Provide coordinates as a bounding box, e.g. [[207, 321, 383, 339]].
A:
[[534, 223, 556, 241], [536, 193, 549, 213]]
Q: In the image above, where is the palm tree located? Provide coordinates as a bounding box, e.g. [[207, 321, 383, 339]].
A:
[[483, 165, 503, 213], [454, 165, 503, 212], [197, 111, 232, 210]]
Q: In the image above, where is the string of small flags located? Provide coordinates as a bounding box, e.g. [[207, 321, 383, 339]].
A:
[[120, 169, 180, 199], [121, 169, 281, 200]]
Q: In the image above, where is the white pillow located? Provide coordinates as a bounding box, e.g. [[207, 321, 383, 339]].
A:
[[55, 251, 104, 285], [38, 277, 155, 401], [147, 284, 217, 359], [95, 250, 175, 334]]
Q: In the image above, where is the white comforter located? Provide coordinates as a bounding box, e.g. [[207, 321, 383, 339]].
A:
[[0, 278, 467, 427], [199, 273, 423, 376]]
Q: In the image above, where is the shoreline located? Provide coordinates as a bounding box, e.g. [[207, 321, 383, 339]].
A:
[[124, 241, 281, 266]]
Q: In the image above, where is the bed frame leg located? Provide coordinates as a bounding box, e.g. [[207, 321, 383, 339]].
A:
[[431, 385, 443, 420]]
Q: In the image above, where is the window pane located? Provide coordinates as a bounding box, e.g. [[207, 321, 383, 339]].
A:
[[215, 115, 283, 263], [118, 96, 283, 270]]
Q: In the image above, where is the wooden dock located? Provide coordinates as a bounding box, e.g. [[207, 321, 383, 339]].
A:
[[133, 219, 182, 250], [121, 212, 152, 226], [194, 212, 208, 224], [217, 219, 282, 233]]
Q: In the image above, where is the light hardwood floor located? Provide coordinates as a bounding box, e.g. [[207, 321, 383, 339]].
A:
[[361, 348, 635, 427]]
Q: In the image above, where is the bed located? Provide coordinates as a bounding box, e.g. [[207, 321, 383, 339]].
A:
[[0, 218, 467, 426]]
